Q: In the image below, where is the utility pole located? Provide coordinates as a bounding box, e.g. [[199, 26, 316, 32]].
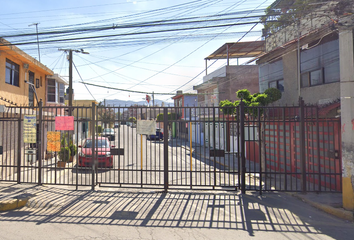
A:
[[152, 91, 155, 107], [29, 23, 40, 62], [58, 48, 89, 115]]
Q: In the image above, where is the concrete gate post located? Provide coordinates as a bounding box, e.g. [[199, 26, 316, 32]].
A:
[[339, 28, 354, 210]]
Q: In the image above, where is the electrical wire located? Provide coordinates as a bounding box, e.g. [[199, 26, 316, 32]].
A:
[[73, 61, 97, 101]]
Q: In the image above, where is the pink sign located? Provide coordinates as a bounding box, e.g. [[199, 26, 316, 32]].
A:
[[55, 116, 74, 131]]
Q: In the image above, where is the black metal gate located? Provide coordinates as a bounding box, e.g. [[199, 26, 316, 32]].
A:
[[0, 102, 341, 193]]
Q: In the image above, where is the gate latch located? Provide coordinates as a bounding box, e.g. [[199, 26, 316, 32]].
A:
[[111, 148, 124, 156]]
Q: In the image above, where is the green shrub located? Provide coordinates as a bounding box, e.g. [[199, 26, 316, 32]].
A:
[[59, 147, 71, 162], [96, 125, 103, 133]]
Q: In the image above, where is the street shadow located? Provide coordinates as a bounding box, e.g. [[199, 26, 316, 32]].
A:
[[0, 186, 352, 239]]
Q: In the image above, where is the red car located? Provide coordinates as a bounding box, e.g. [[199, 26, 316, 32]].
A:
[[78, 137, 114, 168]]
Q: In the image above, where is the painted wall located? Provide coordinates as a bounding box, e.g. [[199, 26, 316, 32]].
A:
[[0, 44, 53, 106]]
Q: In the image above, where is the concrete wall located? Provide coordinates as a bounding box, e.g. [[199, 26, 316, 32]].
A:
[[197, 65, 259, 106], [218, 65, 259, 102], [281, 51, 298, 105], [339, 28, 354, 210], [203, 66, 227, 82]]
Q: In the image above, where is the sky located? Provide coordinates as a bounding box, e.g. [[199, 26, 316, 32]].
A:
[[1, 0, 275, 104]]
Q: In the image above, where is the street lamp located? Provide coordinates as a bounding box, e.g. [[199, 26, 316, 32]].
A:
[[24, 80, 39, 106], [29, 23, 40, 62]]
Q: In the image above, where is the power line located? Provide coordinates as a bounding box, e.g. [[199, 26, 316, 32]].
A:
[[73, 61, 97, 101], [168, 0, 270, 97]]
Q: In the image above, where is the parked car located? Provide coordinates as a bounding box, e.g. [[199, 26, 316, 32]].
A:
[[102, 128, 115, 141], [147, 128, 163, 140], [114, 123, 120, 128], [78, 137, 114, 168]]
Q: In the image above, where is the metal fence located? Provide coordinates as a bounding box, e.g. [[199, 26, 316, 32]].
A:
[[0, 101, 341, 193]]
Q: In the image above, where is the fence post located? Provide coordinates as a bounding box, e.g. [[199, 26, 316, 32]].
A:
[[240, 101, 246, 194], [17, 108, 22, 184], [213, 107, 217, 188], [38, 100, 43, 185], [163, 107, 169, 192], [299, 97, 307, 192], [91, 101, 96, 191]]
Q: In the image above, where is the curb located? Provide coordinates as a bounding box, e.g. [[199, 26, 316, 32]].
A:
[[290, 193, 354, 222], [0, 197, 30, 212]]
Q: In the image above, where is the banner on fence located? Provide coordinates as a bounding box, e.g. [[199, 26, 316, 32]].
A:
[[55, 116, 74, 131], [47, 132, 61, 152], [137, 120, 156, 135], [24, 115, 37, 143]]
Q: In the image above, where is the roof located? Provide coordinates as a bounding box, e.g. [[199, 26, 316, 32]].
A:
[[205, 41, 265, 60], [171, 93, 197, 100], [47, 74, 68, 85], [0, 38, 54, 75]]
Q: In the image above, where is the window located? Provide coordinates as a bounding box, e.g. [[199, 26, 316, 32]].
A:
[[310, 69, 323, 86], [5, 59, 19, 87], [29, 71, 35, 106], [259, 59, 283, 93], [47, 79, 56, 102], [301, 69, 323, 87], [47, 78, 65, 103], [300, 35, 339, 87], [59, 83, 65, 103], [268, 79, 284, 92]]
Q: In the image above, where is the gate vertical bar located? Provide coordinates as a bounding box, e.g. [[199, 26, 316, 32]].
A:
[[190, 121, 193, 189], [91, 102, 96, 190], [240, 101, 246, 194], [38, 100, 43, 185], [299, 97, 307, 192], [17, 108, 22, 184], [163, 107, 169, 192], [258, 107, 262, 195], [213, 107, 216, 189], [141, 134, 143, 188], [316, 105, 321, 192]]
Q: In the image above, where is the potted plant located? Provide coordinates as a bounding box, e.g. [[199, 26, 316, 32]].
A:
[[58, 146, 71, 167], [69, 141, 77, 162]]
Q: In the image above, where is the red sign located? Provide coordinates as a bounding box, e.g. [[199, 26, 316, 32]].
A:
[[55, 116, 74, 131], [146, 95, 151, 103]]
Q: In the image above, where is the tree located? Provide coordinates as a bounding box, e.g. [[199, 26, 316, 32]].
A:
[[223, 88, 281, 175], [128, 117, 136, 123], [219, 88, 282, 118], [97, 107, 115, 128], [260, 0, 318, 37], [219, 100, 236, 115], [115, 111, 121, 120], [156, 112, 177, 122]]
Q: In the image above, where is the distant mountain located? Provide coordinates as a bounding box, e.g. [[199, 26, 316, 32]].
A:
[[104, 99, 174, 107]]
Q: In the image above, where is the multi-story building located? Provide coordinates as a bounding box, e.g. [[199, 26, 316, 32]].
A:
[[193, 41, 264, 107], [0, 38, 67, 178], [258, 0, 354, 210]]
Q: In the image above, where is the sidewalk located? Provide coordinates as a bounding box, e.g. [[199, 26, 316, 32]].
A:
[[190, 147, 354, 222], [0, 181, 353, 222]]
